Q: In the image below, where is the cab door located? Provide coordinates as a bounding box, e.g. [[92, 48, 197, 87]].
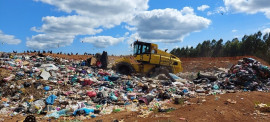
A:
[[140, 44, 150, 63], [134, 42, 151, 63]]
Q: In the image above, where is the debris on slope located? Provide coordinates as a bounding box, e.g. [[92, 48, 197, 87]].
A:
[[0, 52, 269, 121]]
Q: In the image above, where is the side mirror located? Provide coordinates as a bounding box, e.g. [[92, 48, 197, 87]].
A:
[[165, 49, 168, 52]]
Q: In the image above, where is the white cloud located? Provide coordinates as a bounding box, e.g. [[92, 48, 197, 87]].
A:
[[207, 6, 228, 15], [81, 36, 124, 48], [131, 7, 211, 43], [124, 25, 137, 31], [232, 29, 238, 32], [197, 5, 210, 11], [224, 0, 270, 19], [26, 34, 74, 50], [34, 0, 148, 17], [126, 33, 141, 45], [180, 7, 194, 15], [262, 28, 270, 34], [30, 16, 103, 35], [28, 1, 211, 49], [0, 30, 21, 45], [27, 0, 149, 49]]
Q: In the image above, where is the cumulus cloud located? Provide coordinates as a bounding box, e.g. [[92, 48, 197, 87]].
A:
[[27, 0, 149, 49], [232, 29, 238, 33], [207, 6, 228, 15], [124, 25, 137, 31], [126, 33, 141, 45], [131, 7, 211, 43], [28, 1, 211, 49], [31, 16, 103, 35], [81, 36, 124, 48], [224, 0, 270, 19], [0, 30, 21, 45], [26, 34, 74, 50], [197, 5, 210, 11], [34, 0, 148, 17]]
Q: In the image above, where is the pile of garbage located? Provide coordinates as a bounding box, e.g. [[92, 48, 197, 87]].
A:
[[0, 52, 269, 121], [193, 58, 270, 91], [228, 58, 270, 90], [0, 53, 193, 121]]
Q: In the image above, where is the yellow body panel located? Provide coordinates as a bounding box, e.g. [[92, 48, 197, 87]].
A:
[[114, 41, 183, 74]]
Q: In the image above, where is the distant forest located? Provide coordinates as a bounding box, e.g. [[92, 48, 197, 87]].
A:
[[170, 31, 270, 64]]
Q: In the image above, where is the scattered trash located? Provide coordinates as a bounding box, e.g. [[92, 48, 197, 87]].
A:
[[40, 70, 51, 80], [228, 58, 270, 90], [1, 53, 270, 121], [46, 95, 57, 105], [179, 117, 186, 120], [255, 103, 270, 112], [23, 115, 36, 122], [44, 86, 50, 91], [193, 58, 270, 91], [225, 99, 237, 104]]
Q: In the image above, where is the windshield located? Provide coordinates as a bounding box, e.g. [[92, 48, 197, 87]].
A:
[[134, 42, 151, 55], [134, 44, 138, 55]]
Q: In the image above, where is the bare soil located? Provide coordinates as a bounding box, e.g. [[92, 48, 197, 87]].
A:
[[0, 68, 11, 81], [180, 56, 270, 72]]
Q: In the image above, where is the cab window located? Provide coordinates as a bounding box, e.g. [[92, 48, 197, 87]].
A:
[[134, 44, 138, 55], [134, 42, 151, 55], [142, 45, 150, 54]]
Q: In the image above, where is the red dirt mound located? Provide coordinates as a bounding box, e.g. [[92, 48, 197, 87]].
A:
[[180, 56, 269, 72]]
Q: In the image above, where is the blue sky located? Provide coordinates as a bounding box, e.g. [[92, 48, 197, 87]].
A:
[[1, 0, 270, 55]]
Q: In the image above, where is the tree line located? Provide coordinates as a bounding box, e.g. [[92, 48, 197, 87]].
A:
[[170, 31, 270, 64]]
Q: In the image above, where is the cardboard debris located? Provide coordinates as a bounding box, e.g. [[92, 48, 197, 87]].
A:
[[225, 99, 237, 104], [40, 70, 51, 80], [41, 64, 59, 71], [22, 61, 30, 66]]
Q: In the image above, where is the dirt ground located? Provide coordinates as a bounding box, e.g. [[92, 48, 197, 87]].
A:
[[0, 68, 11, 81], [180, 56, 270, 72]]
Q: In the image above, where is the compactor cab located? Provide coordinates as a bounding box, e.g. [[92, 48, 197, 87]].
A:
[[133, 41, 157, 62], [114, 40, 183, 76]]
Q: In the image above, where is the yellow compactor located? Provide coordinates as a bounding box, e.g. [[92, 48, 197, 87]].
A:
[[114, 40, 183, 76]]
